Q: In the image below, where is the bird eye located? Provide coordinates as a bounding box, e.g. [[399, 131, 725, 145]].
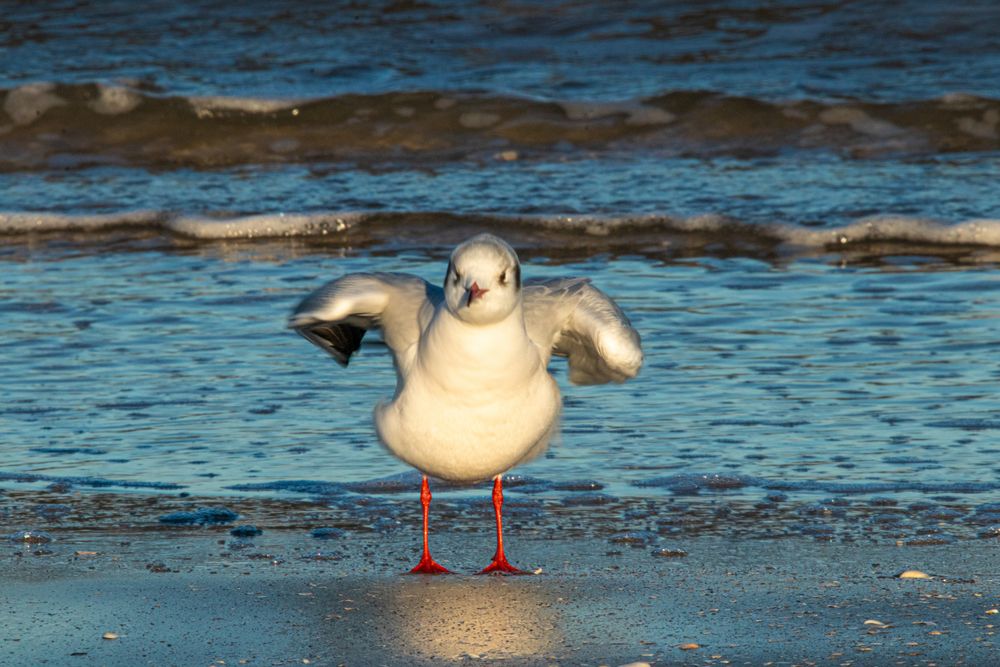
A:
[[499, 270, 507, 285], [452, 270, 461, 284]]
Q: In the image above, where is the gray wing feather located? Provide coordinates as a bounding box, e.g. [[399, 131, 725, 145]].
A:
[[523, 277, 643, 385], [288, 272, 439, 366]]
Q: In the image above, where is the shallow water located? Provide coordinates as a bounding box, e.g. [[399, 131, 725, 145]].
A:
[[1, 1, 999, 537], [2, 243, 998, 503]]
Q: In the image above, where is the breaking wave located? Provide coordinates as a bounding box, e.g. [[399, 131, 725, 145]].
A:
[[1, 210, 998, 251], [2, 83, 1000, 169]]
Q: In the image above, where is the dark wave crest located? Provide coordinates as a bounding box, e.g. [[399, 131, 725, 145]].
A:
[[2, 83, 999, 170]]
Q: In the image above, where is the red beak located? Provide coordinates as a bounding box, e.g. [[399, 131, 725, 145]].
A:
[[467, 281, 489, 306]]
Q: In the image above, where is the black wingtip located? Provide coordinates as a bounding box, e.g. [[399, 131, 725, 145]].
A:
[[294, 322, 365, 367]]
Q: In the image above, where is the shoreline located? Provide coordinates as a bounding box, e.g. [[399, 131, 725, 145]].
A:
[[3, 485, 999, 544], [4, 526, 998, 666]]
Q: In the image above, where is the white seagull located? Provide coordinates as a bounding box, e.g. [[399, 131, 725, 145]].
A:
[[289, 233, 642, 574]]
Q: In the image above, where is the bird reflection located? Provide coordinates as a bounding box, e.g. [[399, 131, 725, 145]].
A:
[[380, 577, 561, 660]]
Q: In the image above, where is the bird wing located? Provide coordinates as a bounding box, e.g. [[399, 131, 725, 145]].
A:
[[288, 272, 440, 367], [522, 277, 643, 385]]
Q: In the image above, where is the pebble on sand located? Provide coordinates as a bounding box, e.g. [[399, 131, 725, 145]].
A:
[[102, 632, 119, 640], [896, 570, 931, 579], [678, 643, 701, 650]]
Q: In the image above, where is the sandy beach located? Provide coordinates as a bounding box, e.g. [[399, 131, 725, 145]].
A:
[[4, 491, 998, 666]]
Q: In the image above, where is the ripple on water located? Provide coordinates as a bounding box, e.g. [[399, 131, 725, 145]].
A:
[[794, 523, 835, 540], [33, 503, 71, 519], [965, 511, 1000, 526], [310, 527, 345, 540], [7, 530, 54, 543], [608, 530, 658, 547], [921, 507, 965, 521], [560, 493, 619, 506], [342, 471, 446, 494], [926, 419, 1000, 431], [0, 472, 183, 490], [157, 506, 239, 525], [225, 480, 346, 496], [372, 517, 403, 532], [904, 534, 957, 546], [634, 473, 756, 494]]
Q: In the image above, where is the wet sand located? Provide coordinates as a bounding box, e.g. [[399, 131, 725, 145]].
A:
[[4, 526, 999, 666]]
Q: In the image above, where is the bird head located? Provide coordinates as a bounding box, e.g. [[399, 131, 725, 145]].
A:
[[443, 234, 522, 325]]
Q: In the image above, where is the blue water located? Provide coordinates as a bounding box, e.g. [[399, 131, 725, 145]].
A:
[[4, 0, 1000, 101], [2, 248, 998, 500], [2, 156, 1000, 224], [1, 1, 999, 540]]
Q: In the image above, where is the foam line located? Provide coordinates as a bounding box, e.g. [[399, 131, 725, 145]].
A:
[[1, 209, 999, 248]]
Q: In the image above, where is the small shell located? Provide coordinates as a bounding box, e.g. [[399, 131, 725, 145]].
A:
[[897, 570, 930, 579], [678, 643, 700, 650], [102, 632, 119, 640]]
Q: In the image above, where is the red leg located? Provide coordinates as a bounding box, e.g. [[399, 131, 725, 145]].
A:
[[409, 476, 451, 574], [478, 475, 526, 575]]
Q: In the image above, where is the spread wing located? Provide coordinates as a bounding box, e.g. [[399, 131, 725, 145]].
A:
[[522, 277, 643, 385], [287, 272, 440, 367]]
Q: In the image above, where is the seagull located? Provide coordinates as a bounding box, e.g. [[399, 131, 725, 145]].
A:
[[288, 233, 642, 574]]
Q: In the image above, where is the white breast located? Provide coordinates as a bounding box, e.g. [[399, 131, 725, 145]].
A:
[[374, 305, 561, 482]]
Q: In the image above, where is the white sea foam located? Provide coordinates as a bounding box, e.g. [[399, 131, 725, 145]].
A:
[[458, 111, 501, 129], [956, 109, 999, 140], [507, 213, 1000, 248], [938, 92, 986, 109], [528, 213, 731, 236], [1, 210, 999, 249], [818, 107, 903, 138], [3, 83, 67, 125], [0, 210, 164, 233], [88, 84, 143, 115], [188, 96, 307, 118], [775, 216, 1000, 247], [165, 213, 362, 239]]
